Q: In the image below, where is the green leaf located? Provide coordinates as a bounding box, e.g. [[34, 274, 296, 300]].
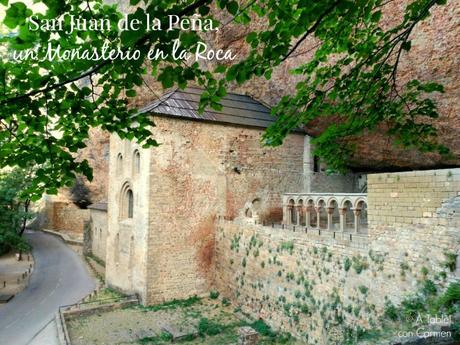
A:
[[226, 1, 239, 16], [4, 2, 29, 28], [126, 89, 137, 97]]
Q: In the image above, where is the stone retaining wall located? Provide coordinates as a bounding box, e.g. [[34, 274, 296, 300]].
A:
[[214, 168, 460, 344]]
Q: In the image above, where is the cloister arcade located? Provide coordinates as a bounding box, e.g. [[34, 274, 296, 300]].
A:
[[282, 193, 368, 234]]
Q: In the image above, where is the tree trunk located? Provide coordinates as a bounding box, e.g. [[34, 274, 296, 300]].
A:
[[17, 199, 30, 261], [19, 199, 30, 237]]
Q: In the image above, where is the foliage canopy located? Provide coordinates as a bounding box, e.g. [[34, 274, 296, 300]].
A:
[[0, 0, 449, 198], [0, 167, 34, 254]]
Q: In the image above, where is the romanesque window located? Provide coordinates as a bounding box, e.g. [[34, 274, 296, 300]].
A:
[[127, 190, 133, 218], [133, 150, 140, 175], [117, 153, 123, 174], [120, 183, 134, 219]]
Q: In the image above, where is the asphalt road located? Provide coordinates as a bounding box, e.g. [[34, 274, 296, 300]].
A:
[[0, 231, 96, 345]]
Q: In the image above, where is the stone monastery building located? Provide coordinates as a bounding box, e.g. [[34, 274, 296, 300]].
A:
[[85, 87, 460, 343], [92, 87, 364, 304]]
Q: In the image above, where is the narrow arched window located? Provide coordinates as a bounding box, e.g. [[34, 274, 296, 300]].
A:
[[120, 183, 134, 219], [133, 150, 140, 175], [127, 189, 133, 218], [117, 153, 123, 174]]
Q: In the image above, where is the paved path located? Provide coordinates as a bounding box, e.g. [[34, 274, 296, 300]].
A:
[[0, 231, 95, 345]]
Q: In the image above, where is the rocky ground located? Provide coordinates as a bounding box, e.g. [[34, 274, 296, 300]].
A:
[[67, 294, 303, 345]]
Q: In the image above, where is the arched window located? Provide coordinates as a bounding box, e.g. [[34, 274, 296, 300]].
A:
[[127, 190, 133, 218], [116, 153, 123, 174], [133, 150, 140, 175], [120, 183, 134, 219]]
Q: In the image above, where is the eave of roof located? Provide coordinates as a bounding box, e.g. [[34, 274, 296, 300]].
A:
[[88, 202, 108, 211], [138, 87, 304, 133]]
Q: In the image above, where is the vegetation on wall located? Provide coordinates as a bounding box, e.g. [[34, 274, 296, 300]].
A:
[[219, 227, 459, 344]]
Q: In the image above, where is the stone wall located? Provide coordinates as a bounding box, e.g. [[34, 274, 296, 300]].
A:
[[144, 116, 306, 304], [89, 205, 108, 263], [43, 200, 90, 234], [105, 134, 151, 299], [368, 168, 460, 226], [214, 168, 460, 344]]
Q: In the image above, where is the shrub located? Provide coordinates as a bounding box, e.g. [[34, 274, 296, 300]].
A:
[[250, 319, 277, 338], [280, 241, 294, 254], [401, 295, 426, 320], [344, 257, 352, 272], [358, 285, 369, 295], [421, 280, 437, 296], [421, 266, 429, 277], [438, 281, 460, 312], [443, 252, 458, 272], [198, 318, 223, 336], [352, 256, 368, 274], [209, 290, 219, 299], [222, 297, 230, 307], [383, 300, 399, 321]]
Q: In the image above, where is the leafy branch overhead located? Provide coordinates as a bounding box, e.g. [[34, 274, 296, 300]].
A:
[[0, 0, 449, 198]]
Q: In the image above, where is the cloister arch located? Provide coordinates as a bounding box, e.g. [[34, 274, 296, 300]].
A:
[[288, 199, 296, 224], [343, 200, 354, 231], [282, 193, 368, 234], [307, 199, 317, 228], [356, 200, 368, 233], [317, 200, 328, 229]]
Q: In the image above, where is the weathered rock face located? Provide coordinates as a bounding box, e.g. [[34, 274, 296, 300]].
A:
[[75, 127, 110, 202], [209, 1, 460, 171], [81, 0, 459, 194]]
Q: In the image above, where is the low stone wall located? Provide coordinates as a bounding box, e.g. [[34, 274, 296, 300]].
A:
[[213, 168, 460, 344]]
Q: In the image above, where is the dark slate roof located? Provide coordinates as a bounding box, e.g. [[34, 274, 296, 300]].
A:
[[88, 202, 108, 211], [138, 87, 279, 129]]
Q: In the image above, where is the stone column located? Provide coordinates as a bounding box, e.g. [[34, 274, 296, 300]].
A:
[[327, 207, 334, 230], [339, 208, 346, 232], [282, 204, 289, 225], [315, 206, 321, 229], [296, 206, 302, 226], [288, 206, 294, 225], [305, 208, 311, 229], [353, 208, 361, 233]]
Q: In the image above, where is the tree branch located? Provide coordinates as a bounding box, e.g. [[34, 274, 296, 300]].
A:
[[0, 0, 212, 106], [281, 0, 341, 62]]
